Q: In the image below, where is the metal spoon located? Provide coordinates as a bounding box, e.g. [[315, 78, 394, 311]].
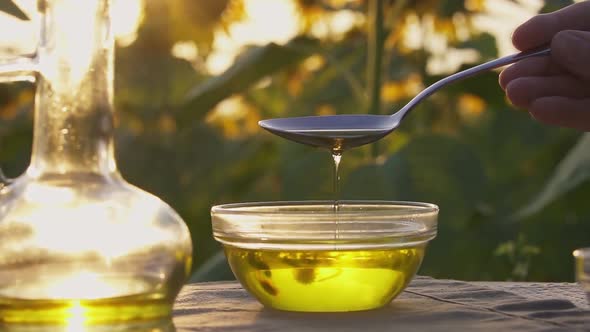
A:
[[259, 46, 551, 151]]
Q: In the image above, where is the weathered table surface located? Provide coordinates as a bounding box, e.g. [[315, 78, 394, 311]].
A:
[[172, 277, 590, 332]]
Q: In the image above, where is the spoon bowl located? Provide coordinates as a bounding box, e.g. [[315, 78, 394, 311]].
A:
[[259, 46, 551, 150], [259, 114, 397, 151]]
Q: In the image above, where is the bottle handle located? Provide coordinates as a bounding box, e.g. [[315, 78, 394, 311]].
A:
[[0, 55, 39, 188]]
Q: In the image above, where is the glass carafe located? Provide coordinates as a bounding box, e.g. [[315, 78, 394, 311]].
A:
[[0, 0, 193, 324]]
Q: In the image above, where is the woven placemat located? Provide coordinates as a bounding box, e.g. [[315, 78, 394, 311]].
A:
[[473, 281, 589, 309], [174, 277, 590, 331]]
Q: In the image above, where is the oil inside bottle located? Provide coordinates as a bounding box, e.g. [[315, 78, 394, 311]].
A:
[[0, 256, 189, 324], [225, 245, 425, 312], [0, 276, 174, 324]]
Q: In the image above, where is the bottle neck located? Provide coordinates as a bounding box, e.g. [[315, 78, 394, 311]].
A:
[[28, 0, 117, 178]]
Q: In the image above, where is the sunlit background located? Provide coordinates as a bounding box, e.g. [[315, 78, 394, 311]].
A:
[[1, 0, 589, 289], [0, 0, 543, 72]]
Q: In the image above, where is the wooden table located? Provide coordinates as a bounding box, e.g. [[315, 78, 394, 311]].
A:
[[172, 276, 590, 331]]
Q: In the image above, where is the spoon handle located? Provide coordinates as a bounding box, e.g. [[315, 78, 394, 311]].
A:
[[395, 46, 551, 120]]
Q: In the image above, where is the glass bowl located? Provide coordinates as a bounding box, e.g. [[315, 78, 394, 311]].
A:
[[211, 201, 438, 312], [573, 248, 590, 304]]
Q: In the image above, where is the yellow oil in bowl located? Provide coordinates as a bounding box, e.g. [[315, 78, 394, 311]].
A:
[[225, 245, 425, 312], [212, 201, 438, 312]]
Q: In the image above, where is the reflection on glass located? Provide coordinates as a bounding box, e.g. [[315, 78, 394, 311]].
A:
[[573, 248, 590, 304], [0, 0, 192, 324], [1, 318, 176, 332]]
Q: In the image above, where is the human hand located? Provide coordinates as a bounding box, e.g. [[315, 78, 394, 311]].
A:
[[499, 1, 590, 130]]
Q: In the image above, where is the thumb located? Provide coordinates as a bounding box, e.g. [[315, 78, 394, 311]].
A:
[[551, 30, 590, 81]]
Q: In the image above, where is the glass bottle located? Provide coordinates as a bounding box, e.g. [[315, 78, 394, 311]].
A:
[[0, 0, 193, 324]]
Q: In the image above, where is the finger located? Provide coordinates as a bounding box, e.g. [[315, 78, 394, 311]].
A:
[[550, 30, 590, 81], [499, 57, 563, 90], [505, 75, 590, 109], [530, 97, 590, 131], [512, 1, 590, 51]]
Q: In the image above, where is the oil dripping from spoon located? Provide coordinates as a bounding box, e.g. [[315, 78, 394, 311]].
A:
[[331, 139, 343, 241]]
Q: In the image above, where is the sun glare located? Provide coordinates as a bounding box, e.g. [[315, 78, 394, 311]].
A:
[[0, 182, 171, 303], [41, 0, 98, 93], [21, 189, 167, 260], [204, 0, 363, 74], [400, 0, 542, 74], [65, 301, 86, 332], [310, 9, 363, 39], [206, 0, 299, 74], [473, 0, 542, 56], [112, 0, 144, 47], [44, 272, 124, 299], [0, 0, 36, 54], [0, 0, 143, 58], [172, 40, 199, 63], [30, 0, 143, 93]]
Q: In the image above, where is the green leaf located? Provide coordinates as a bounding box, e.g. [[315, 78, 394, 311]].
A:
[[438, 1, 466, 17], [456, 32, 498, 59], [539, 0, 573, 13], [343, 134, 488, 228], [387, 135, 487, 225], [0, 0, 28, 20], [340, 162, 394, 200], [280, 143, 333, 200], [178, 36, 320, 125], [512, 133, 590, 220]]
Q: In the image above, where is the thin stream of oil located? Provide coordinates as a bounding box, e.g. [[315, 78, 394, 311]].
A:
[[331, 148, 342, 241]]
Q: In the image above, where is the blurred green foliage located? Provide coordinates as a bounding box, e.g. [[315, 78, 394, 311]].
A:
[[1, 0, 589, 283]]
